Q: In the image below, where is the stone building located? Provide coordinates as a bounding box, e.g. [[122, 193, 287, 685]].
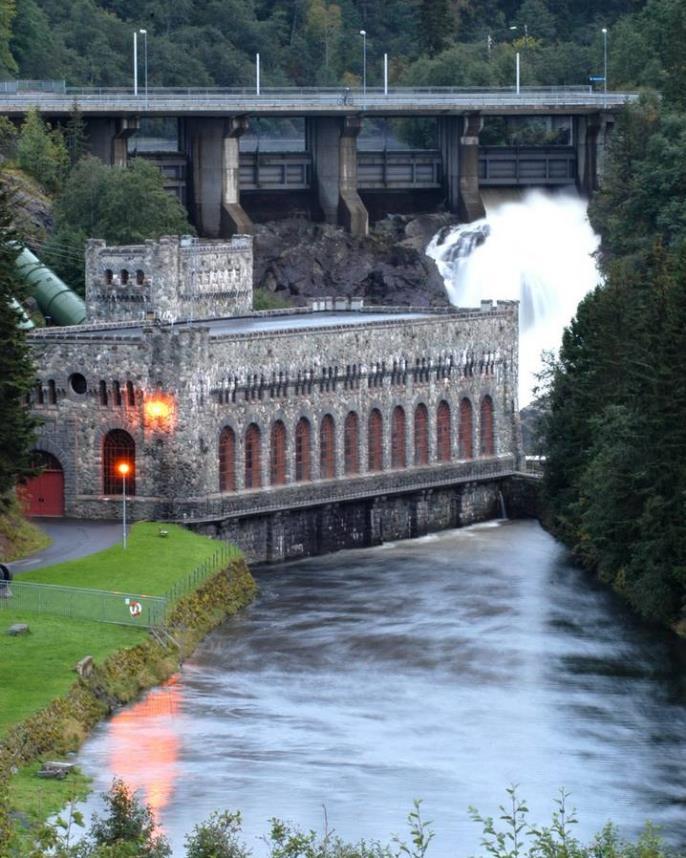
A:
[[23, 235, 523, 561]]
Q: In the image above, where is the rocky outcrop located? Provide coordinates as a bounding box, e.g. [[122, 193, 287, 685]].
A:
[[0, 167, 53, 249], [253, 213, 457, 307]]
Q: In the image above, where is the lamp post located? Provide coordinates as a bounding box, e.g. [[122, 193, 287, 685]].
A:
[[602, 28, 608, 96], [359, 30, 367, 98], [133, 31, 138, 96], [117, 462, 130, 549], [139, 29, 148, 108]]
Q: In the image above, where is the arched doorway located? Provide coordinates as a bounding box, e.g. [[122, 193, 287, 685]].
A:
[[21, 451, 64, 516]]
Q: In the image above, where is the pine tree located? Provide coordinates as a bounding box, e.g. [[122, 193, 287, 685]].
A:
[[0, 182, 38, 506]]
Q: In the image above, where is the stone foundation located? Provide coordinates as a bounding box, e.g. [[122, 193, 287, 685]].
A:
[[193, 475, 539, 564]]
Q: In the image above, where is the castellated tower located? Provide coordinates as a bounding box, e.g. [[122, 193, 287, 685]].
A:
[[85, 234, 253, 323]]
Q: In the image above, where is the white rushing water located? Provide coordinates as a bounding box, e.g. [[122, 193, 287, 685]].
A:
[[426, 190, 601, 405]]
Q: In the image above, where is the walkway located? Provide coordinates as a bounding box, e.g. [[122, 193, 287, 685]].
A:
[[8, 518, 121, 574]]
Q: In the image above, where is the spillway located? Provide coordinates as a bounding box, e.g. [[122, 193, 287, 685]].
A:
[[427, 189, 601, 405]]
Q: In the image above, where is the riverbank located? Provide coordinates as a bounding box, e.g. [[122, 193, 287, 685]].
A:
[[0, 524, 256, 852], [0, 496, 51, 562]]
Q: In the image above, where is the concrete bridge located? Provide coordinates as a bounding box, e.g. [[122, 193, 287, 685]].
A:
[[1, 85, 636, 235]]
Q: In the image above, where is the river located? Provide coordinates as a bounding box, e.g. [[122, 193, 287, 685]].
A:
[[75, 520, 686, 856]]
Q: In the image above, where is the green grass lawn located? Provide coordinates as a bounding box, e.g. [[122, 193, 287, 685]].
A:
[[0, 611, 146, 737], [21, 521, 221, 595], [1, 522, 223, 737]]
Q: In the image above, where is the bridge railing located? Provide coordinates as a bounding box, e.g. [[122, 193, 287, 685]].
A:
[[0, 85, 638, 111], [161, 455, 518, 524]]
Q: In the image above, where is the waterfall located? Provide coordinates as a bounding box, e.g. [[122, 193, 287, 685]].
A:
[[426, 189, 601, 405]]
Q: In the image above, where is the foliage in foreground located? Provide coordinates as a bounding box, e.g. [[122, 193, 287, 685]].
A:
[[7, 780, 682, 858]]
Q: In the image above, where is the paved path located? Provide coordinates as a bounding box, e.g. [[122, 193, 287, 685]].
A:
[[7, 519, 122, 574]]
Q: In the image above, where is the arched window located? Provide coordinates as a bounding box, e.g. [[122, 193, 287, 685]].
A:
[[120, 269, 129, 285], [344, 411, 359, 475], [105, 269, 113, 284], [295, 417, 311, 482], [414, 403, 429, 466], [99, 380, 108, 406], [113, 381, 122, 407], [35, 383, 44, 405], [480, 395, 495, 456], [391, 406, 406, 469], [103, 429, 136, 495], [219, 427, 236, 492], [368, 408, 383, 472], [136, 269, 145, 285], [437, 400, 452, 462], [459, 398, 474, 460], [270, 420, 286, 486], [126, 381, 135, 407], [320, 415, 335, 480], [48, 380, 57, 405], [245, 423, 262, 489]]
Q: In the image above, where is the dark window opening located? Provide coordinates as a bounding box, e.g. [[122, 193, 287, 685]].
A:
[[368, 409, 383, 472], [295, 417, 311, 482], [270, 421, 287, 486], [103, 429, 136, 495], [344, 412, 359, 475], [391, 406, 406, 469], [245, 423, 262, 489], [219, 427, 236, 492], [414, 404, 429, 466], [437, 401, 452, 462], [320, 415, 335, 479]]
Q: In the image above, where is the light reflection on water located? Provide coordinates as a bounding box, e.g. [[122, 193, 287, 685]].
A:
[[105, 675, 182, 823], [76, 521, 686, 856]]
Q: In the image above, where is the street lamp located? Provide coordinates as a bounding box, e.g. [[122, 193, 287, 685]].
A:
[[602, 28, 608, 96], [139, 29, 148, 109], [133, 31, 138, 95], [117, 461, 130, 549], [359, 30, 367, 98]]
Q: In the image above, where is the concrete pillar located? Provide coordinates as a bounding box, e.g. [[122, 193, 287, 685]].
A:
[[576, 113, 601, 197], [439, 115, 460, 214], [307, 116, 368, 236], [85, 117, 139, 167], [221, 116, 254, 237], [439, 114, 485, 223], [187, 117, 253, 238], [459, 113, 486, 223]]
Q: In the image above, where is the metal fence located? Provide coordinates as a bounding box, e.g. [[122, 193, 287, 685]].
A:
[[0, 540, 242, 628], [162, 540, 242, 606], [0, 580, 167, 627]]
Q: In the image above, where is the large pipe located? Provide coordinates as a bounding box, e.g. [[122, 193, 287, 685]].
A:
[[15, 246, 86, 326]]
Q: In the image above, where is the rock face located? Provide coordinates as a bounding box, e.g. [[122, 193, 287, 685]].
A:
[[253, 213, 457, 307]]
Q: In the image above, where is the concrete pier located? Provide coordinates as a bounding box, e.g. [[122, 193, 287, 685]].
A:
[[186, 117, 253, 237], [439, 113, 485, 223], [307, 116, 368, 236]]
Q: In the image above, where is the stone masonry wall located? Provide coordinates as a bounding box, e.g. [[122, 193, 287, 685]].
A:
[[26, 302, 520, 522], [85, 235, 253, 324]]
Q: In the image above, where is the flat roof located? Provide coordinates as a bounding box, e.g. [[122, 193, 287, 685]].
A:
[[38, 311, 436, 340]]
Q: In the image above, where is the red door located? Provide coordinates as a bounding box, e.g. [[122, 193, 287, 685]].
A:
[[21, 454, 65, 517]]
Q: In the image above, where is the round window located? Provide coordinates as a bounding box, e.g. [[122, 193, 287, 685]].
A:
[[69, 373, 87, 395]]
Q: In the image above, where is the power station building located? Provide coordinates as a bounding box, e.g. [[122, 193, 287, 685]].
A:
[[23, 234, 522, 561]]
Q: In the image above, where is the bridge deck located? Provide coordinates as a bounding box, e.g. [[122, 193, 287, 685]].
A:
[[0, 86, 636, 117]]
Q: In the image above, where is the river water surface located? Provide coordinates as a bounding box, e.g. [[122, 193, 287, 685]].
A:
[[76, 521, 686, 855]]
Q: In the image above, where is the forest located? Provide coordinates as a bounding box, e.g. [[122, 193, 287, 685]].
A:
[[0, 0, 665, 92]]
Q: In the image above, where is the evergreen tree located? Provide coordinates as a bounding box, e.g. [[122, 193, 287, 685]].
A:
[[419, 0, 453, 56], [0, 181, 38, 506], [16, 109, 69, 194]]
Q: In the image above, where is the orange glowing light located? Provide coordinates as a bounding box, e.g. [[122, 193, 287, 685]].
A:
[[108, 675, 181, 824], [144, 393, 175, 427], [117, 461, 131, 476]]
